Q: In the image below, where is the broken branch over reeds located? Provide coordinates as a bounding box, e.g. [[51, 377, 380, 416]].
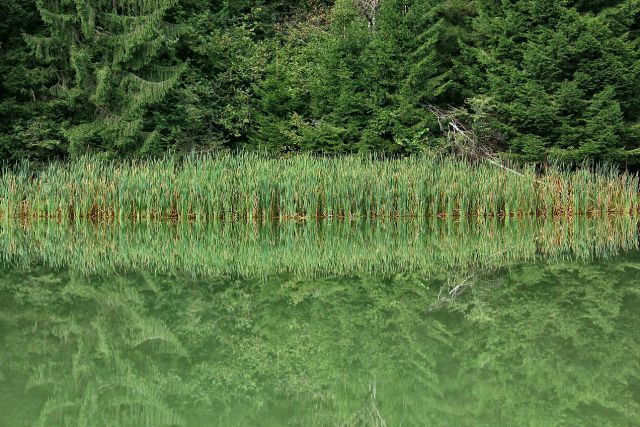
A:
[[425, 103, 542, 184]]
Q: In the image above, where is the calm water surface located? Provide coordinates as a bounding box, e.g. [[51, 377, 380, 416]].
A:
[[0, 220, 639, 426]]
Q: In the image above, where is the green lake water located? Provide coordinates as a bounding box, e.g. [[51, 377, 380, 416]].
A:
[[0, 220, 639, 426]]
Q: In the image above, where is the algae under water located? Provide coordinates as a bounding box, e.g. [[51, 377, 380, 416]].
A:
[[0, 219, 638, 426]]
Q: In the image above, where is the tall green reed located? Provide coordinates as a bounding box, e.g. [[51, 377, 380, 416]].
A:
[[1, 154, 638, 222]]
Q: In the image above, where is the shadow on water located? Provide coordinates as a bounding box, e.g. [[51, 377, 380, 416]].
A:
[[0, 219, 638, 426]]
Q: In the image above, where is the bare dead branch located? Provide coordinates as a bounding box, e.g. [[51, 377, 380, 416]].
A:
[[425, 103, 544, 184], [355, 0, 380, 29]]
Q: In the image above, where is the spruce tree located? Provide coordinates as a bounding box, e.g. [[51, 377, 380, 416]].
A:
[[25, 0, 184, 155], [403, 0, 477, 107], [473, 0, 640, 163]]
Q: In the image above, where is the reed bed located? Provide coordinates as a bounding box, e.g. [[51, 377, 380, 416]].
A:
[[1, 154, 638, 222], [1, 218, 636, 277]]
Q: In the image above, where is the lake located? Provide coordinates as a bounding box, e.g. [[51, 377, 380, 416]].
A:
[[0, 219, 638, 426]]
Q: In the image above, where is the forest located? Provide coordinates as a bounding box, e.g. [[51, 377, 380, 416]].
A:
[[1, 0, 639, 165]]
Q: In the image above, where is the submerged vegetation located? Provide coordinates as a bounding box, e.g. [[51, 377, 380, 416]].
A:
[[2, 154, 639, 222]]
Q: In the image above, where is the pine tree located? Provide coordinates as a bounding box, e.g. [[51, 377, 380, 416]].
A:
[[25, 0, 184, 156]]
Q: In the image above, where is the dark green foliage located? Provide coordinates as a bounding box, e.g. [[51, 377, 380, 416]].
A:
[[0, 0, 69, 162], [474, 0, 640, 163], [1, 0, 639, 163], [23, 0, 185, 156], [251, 0, 477, 154]]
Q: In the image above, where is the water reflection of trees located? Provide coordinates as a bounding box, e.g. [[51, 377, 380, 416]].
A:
[[0, 271, 188, 427], [0, 254, 639, 426]]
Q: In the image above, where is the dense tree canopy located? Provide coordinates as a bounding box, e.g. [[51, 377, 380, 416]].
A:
[[1, 0, 639, 164]]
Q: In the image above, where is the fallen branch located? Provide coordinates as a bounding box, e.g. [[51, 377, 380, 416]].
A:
[[425, 103, 545, 186]]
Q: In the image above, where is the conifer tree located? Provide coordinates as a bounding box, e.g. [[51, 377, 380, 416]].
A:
[[25, 0, 184, 155], [473, 0, 640, 163], [403, 0, 476, 107]]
